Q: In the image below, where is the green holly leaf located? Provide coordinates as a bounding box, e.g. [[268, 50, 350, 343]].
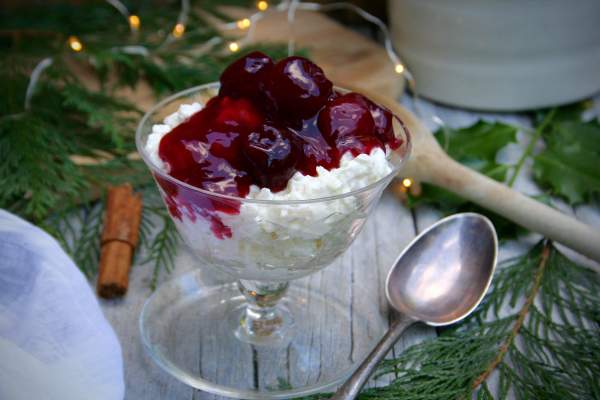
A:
[[533, 101, 589, 125], [533, 118, 600, 205], [409, 121, 516, 200], [407, 121, 519, 238], [439, 121, 517, 179]]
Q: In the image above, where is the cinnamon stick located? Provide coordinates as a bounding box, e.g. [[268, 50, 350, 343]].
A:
[[97, 184, 143, 299]]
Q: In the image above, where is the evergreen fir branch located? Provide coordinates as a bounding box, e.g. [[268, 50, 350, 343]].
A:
[[150, 217, 179, 290], [78, 156, 150, 188], [0, 112, 88, 221], [140, 206, 180, 290], [39, 186, 180, 282], [42, 186, 180, 282], [0, 63, 144, 220], [136, 202, 156, 263], [60, 83, 141, 153], [69, 202, 105, 278], [471, 243, 550, 388], [43, 201, 105, 278]]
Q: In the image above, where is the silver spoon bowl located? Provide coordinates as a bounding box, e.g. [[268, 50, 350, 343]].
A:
[[332, 212, 498, 400]]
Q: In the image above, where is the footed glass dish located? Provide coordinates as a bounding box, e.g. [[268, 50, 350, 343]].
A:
[[136, 82, 411, 398]]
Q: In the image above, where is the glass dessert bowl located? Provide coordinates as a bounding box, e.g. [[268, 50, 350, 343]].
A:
[[137, 54, 411, 399]]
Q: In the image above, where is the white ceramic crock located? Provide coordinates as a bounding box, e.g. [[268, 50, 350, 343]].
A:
[[388, 0, 600, 111]]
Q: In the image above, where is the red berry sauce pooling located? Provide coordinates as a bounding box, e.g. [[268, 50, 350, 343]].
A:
[[157, 52, 404, 238]]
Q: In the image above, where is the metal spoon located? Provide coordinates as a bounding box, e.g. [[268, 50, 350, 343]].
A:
[[331, 212, 498, 400]]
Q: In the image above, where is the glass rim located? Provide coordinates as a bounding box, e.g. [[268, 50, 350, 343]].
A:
[[135, 82, 412, 205]]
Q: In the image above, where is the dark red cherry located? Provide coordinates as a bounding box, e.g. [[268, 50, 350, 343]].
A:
[[206, 130, 243, 165], [154, 175, 184, 221], [318, 92, 383, 156], [266, 56, 333, 120], [219, 51, 273, 100], [193, 152, 250, 197], [158, 97, 253, 198], [242, 122, 298, 192], [159, 111, 207, 177], [213, 96, 263, 131], [158, 55, 406, 240], [318, 93, 374, 140], [328, 90, 342, 102], [290, 116, 339, 176], [334, 132, 383, 157], [363, 98, 403, 149]]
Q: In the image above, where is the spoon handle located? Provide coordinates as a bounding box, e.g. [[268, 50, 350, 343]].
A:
[[330, 317, 415, 400]]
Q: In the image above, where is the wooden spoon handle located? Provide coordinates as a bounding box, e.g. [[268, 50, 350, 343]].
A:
[[423, 154, 600, 261], [342, 85, 600, 261]]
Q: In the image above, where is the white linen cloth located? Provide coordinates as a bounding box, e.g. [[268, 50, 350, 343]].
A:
[[0, 210, 124, 400]]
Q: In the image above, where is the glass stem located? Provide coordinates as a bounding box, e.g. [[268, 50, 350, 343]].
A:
[[237, 280, 290, 340]]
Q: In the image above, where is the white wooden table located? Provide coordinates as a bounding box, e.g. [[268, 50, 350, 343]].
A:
[[100, 93, 600, 400]]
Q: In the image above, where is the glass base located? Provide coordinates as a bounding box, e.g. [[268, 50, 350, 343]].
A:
[[140, 270, 384, 399], [230, 303, 295, 346]]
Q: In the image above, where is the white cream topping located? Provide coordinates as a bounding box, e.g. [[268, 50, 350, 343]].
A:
[[242, 148, 391, 237], [247, 149, 390, 201]]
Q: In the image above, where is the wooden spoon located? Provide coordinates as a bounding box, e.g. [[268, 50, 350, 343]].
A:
[[357, 88, 600, 261]]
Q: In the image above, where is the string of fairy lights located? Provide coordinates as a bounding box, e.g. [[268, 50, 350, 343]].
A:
[[30, 0, 414, 104], [25, 0, 428, 190]]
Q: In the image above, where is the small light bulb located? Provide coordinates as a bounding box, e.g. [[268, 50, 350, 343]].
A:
[[228, 41, 240, 52], [237, 18, 251, 29], [395, 64, 405, 74], [172, 23, 185, 38], [402, 178, 413, 188], [257, 1, 268, 11], [68, 36, 83, 52], [128, 14, 141, 31]]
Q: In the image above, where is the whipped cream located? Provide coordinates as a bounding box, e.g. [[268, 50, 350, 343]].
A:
[[145, 102, 395, 280]]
